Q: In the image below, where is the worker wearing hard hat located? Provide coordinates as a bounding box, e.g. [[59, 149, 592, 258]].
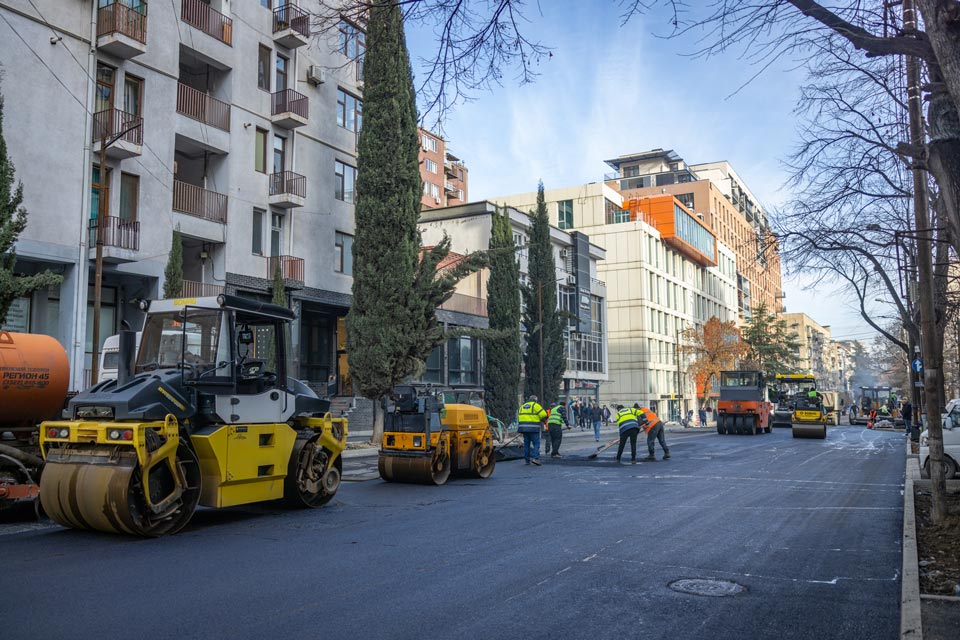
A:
[[638, 407, 671, 461], [517, 395, 547, 466]]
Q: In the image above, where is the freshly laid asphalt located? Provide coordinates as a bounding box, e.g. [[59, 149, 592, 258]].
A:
[[0, 425, 905, 640]]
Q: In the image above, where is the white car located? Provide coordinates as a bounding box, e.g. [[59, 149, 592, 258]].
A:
[[919, 399, 960, 479]]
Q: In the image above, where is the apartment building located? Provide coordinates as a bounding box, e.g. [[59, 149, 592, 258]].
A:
[[1, 0, 364, 392], [418, 201, 608, 401], [418, 128, 468, 209], [781, 313, 835, 385], [494, 183, 738, 420], [603, 149, 783, 321]]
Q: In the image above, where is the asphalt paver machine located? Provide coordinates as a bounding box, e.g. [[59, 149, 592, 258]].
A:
[[378, 385, 495, 485], [38, 295, 347, 536]]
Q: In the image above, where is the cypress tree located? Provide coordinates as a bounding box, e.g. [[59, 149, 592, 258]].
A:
[[162, 230, 183, 299], [346, 2, 483, 439], [0, 89, 62, 323], [484, 206, 521, 424], [521, 182, 565, 407]]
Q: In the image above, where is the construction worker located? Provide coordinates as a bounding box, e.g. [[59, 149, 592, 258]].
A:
[[614, 404, 641, 464], [638, 407, 671, 461], [546, 402, 566, 458], [517, 395, 547, 466]]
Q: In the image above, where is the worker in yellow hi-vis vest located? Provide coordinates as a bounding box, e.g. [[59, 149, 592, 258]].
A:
[[516, 395, 547, 466]]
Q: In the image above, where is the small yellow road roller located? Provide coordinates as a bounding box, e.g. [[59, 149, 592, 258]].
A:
[[378, 386, 495, 485]]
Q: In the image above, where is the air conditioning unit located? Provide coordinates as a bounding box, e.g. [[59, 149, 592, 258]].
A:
[[434, 196, 441, 204], [559, 248, 569, 259], [566, 274, 576, 285], [306, 65, 326, 86]]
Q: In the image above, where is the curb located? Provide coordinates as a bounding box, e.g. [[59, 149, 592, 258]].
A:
[[901, 454, 923, 639]]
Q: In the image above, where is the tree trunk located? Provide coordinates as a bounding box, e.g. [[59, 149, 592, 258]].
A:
[[916, 0, 960, 139], [368, 396, 384, 445], [925, 87, 960, 258]]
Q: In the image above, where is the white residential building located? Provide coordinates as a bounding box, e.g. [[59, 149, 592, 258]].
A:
[[495, 183, 737, 420], [1, 1, 364, 393]]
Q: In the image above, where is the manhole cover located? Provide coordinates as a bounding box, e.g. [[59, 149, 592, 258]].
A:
[[668, 578, 746, 597]]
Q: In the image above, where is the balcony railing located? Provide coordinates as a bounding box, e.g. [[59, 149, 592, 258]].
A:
[[267, 255, 304, 282], [269, 171, 306, 198], [173, 180, 228, 223], [176, 82, 230, 132], [92, 108, 143, 145], [181, 280, 224, 298], [271, 88, 308, 119], [181, 0, 232, 45], [97, 1, 147, 43], [89, 216, 140, 251], [439, 293, 487, 317], [273, 4, 310, 38], [444, 180, 457, 194]]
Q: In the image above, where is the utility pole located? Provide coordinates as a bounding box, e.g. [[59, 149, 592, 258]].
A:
[[91, 130, 107, 385], [904, 0, 947, 520]]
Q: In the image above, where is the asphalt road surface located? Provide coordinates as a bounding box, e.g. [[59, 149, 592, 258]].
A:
[[1, 425, 905, 640]]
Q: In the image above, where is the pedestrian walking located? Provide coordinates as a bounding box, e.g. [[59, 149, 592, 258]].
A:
[[698, 406, 707, 428], [579, 399, 588, 430], [638, 407, 670, 461], [517, 395, 546, 466], [547, 403, 566, 458], [571, 402, 581, 432], [590, 401, 602, 441], [601, 405, 610, 426], [614, 404, 641, 464], [902, 400, 913, 434]]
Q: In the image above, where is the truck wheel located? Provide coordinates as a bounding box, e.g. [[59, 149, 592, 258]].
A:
[[749, 418, 757, 436], [717, 419, 726, 435], [926, 457, 958, 480]]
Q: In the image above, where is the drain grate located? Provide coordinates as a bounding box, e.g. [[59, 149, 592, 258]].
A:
[[668, 578, 746, 597]]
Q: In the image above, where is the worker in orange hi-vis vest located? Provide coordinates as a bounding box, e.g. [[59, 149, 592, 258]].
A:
[[637, 407, 671, 461]]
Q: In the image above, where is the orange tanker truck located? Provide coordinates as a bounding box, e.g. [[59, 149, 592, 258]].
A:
[[716, 370, 773, 435], [0, 331, 69, 513]]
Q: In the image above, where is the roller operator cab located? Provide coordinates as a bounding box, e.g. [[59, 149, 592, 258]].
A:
[[378, 385, 495, 485], [38, 295, 348, 536], [716, 370, 773, 435]]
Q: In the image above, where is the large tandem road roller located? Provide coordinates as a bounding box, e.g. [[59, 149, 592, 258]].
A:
[[716, 370, 773, 435], [38, 295, 347, 536], [378, 386, 495, 485]]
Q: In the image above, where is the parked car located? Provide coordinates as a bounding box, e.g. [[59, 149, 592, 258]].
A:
[[919, 399, 960, 479]]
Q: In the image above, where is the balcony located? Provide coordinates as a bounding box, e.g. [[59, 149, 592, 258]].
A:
[[96, 1, 147, 58], [269, 171, 305, 208], [271, 89, 308, 128], [438, 293, 487, 317], [273, 5, 310, 48], [267, 255, 304, 288], [92, 108, 143, 159], [180, 0, 232, 46], [181, 280, 224, 298], [173, 180, 228, 223], [176, 82, 230, 132], [444, 161, 457, 178], [88, 216, 140, 262], [443, 180, 457, 194]]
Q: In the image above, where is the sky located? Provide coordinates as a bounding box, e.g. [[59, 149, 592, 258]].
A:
[[404, 1, 881, 343]]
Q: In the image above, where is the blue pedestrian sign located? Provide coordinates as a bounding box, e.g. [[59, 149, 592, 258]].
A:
[[912, 358, 923, 373]]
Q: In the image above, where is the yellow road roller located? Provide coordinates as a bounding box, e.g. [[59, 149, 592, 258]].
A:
[[378, 386, 495, 485], [38, 295, 347, 536]]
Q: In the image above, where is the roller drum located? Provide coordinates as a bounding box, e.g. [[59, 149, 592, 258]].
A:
[[40, 446, 201, 536], [378, 453, 450, 485], [792, 423, 827, 439]]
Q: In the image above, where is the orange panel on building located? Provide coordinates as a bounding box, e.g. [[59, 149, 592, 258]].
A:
[[623, 195, 718, 267]]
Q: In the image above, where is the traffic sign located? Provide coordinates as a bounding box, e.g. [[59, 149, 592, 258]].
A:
[[912, 358, 923, 373]]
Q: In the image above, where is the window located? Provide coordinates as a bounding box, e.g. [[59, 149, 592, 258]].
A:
[[119, 173, 138, 221], [676, 192, 695, 210], [260, 0, 271, 7], [91, 165, 111, 219], [276, 54, 288, 92], [252, 209, 264, 255], [421, 134, 437, 152], [258, 45, 271, 91], [422, 345, 443, 383], [336, 89, 362, 132], [255, 128, 267, 173], [558, 200, 573, 230], [425, 158, 438, 173], [448, 336, 477, 385], [430, 183, 440, 199], [623, 165, 639, 178], [271, 213, 283, 257], [335, 161, 356, 203], [338, 19, 365, 61], [273, 135, 286, 173], [123, 75, 142, 116], [605, 198, 630, 224], [95, 63, 114, 112], [335, 232, 354, 275], [457, 188, 464, 201]]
